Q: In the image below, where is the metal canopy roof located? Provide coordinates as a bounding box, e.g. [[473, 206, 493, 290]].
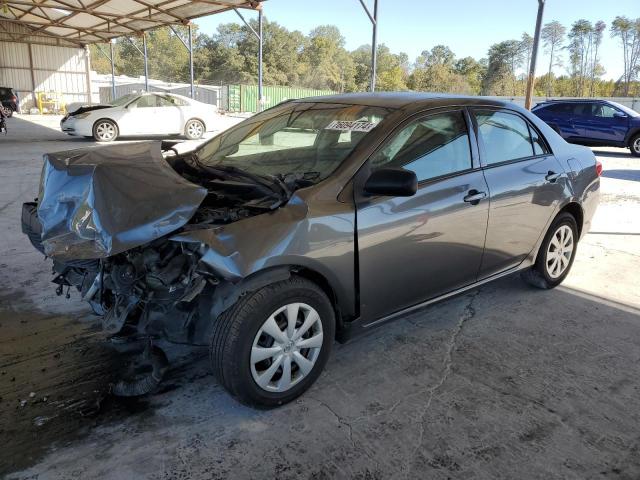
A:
[[0, 0, 263, 46]]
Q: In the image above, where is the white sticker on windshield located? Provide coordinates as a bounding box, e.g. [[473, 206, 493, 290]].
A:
[[324, 120, 377, 132]]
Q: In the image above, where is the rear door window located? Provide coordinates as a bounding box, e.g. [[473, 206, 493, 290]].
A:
[[592, 104, 618, 118], [370, 110, 472, 182], [546, 103, 571, 114], [474, 110, 540, 165], [570, 103, 591, 116]]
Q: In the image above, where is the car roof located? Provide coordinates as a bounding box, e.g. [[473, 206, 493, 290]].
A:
[[291, 92, 514, 110], [542, 99, 605, 104]]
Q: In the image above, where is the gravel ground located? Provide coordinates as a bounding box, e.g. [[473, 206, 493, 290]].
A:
[[1, 114, 639, 479]]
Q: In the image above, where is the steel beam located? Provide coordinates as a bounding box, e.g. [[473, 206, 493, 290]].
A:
[[358, 0, 378, 92], [122, 36, 149, 91], [109, 41, 116, 101], [525, 0, 545, 110], [234, 6, 263, 111], [258, 8, 263, 111], [189, 24, 194, 98], [143, 33, 149, 92], [169, 24, 195, 98]]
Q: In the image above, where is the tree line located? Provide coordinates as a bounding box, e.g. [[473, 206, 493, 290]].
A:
[[90, 15, 640, 98]]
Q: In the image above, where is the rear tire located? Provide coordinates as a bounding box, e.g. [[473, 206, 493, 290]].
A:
[[629, 133, 640, 157], [522, 212, 578, 289], [1, 106, 12, 117], [209, 276, 335, 407]]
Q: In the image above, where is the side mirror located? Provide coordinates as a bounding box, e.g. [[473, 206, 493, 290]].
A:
[[613, 111, 627, 119], [364, 167, 418, 197]]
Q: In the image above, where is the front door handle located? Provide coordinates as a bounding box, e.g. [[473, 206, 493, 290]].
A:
[[545, 171, 561, 183], [463, 190, 487, 205]]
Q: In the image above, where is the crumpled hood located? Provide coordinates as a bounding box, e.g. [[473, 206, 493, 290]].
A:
[[37, 142, 207, 261], [66, 103, 112, 116]]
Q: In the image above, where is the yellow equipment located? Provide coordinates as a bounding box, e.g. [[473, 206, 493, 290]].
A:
[[36, 91, 66, 115]]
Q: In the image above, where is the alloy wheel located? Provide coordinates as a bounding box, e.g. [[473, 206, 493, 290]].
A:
[[95, 121, 116, 141], [546, 224, 574, 279], [633, 137, 640, 155], [187, 121, 203, 139], [250, 302, 323, 393]]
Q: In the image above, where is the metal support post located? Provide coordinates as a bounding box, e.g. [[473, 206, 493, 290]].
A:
[[258, 8, 263, 110], [234, 6, 264, 111], [109, 40, 116, 101], [170, 24, 195, 98], [143, 33, 149, 92], [525, 0, 545, 110], [188, 24, 194, 99], [358, 0, 378, 92]]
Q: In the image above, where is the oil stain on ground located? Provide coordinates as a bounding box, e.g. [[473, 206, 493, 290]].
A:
[[0, 293, 154, 476]]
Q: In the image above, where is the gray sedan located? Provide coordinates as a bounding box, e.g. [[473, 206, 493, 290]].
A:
[[22, 93, 600, 407]]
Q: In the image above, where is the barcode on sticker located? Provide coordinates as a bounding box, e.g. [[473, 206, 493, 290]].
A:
[[325, 120, 377, 132]]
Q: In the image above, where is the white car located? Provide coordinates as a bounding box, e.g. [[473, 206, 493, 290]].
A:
[[61, 92, 243, 142]]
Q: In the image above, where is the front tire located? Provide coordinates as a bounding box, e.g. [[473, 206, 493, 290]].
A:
[[93, 119, 118, 142], [629, 133, 640, 157], [210, 276, 335, 407], [522, 212, 578, 289], [1, 106, 13, 117], [184, 119, 205, 140]]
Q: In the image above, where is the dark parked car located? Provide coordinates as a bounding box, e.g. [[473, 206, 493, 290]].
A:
[[22, 93, 601, 407], [532, 99, 640, 156], [0, 87, 18, 117]]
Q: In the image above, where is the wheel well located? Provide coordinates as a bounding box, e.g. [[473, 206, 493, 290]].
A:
[[626, 127, 640, 146], [559, 202, 584, 237], [291, 267, 344, 333]]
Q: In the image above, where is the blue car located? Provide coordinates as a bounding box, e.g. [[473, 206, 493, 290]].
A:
[[532, 99, 640, 157]]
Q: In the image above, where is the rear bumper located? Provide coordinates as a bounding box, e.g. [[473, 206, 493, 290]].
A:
[[1, 100, 17, 111]]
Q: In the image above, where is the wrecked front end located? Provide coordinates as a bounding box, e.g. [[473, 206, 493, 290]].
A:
[[22, 141, 290, 346]]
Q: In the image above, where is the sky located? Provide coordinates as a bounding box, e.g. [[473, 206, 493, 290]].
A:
[[194, 0, 639, 81]]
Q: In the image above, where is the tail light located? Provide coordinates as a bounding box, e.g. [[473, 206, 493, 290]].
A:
[[11, 95, 17, 102], [595, 160, 603, 177]]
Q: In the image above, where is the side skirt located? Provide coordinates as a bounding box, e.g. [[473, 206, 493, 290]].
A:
[[337, 263, 530, 342]]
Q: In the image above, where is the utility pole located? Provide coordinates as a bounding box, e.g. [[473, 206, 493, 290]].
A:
[[525, 0, 545, 110]]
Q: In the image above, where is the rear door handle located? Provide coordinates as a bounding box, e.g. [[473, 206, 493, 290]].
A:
[[463, 190, 487, 205], [545, 171, 561, 183]]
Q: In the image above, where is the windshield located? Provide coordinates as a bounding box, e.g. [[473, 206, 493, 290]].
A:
[[110, 93, 139, 107], [610, 101, 640, 117], [195, 101, 393, 183]]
